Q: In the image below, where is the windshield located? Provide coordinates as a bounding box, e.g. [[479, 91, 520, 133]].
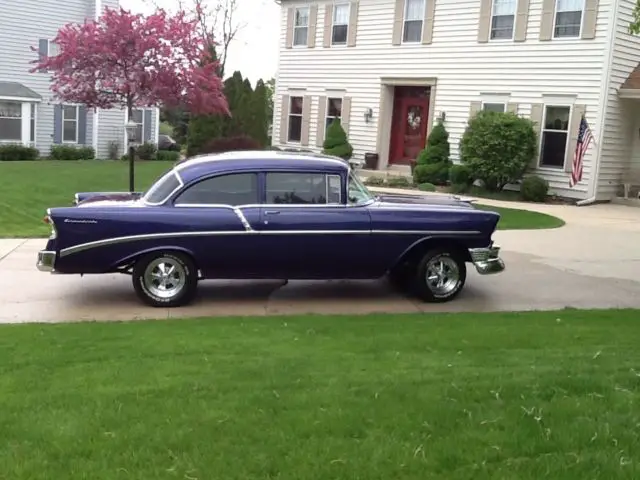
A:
[[142, 170, 183, 204], [347, 171, 375, 205]]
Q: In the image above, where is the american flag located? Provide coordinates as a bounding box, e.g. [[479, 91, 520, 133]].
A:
[[569, 115, 594, 188]]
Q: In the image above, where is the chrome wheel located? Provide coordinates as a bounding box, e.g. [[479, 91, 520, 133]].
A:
[[143, 256, 186, 299], [425, 254, 460, 297]]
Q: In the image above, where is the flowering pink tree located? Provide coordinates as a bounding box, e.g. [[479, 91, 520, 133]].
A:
[[32, 6, 229, 121]]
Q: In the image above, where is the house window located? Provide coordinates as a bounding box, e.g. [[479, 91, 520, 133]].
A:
[[48, 41, 59, 57], [403, 0, 425, 43], [174, 173, 259, 206], [131, 109, 144, 143], [287, 96, 303, 142], [325, 97, 343, 131], [266, 172, 341, 204], [30, 104, 36, 143], [0, 101, 22, 142], [332, 3, 350, 45], [540, 105, 571, 168], [490, 0, 516, 40], [62, 105, 78, 143], [293, 7, 310, 46], [554, 0, 584, 38], [483, 102, 506, 113]]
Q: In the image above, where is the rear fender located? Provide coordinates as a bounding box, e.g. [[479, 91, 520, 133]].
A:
[[110, 246, 198, 272]]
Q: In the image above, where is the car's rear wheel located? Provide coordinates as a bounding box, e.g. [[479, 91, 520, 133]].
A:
[[132, 251, 198, 307], [413, 248, 467, 303]]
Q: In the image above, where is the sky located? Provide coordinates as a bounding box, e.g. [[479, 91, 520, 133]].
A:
[[122, 0, 280, 84]]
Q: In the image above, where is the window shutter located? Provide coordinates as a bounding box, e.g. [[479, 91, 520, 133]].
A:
[[279, 94, 289, 143], [529, 103, 544, 168], [392, 0, 405, 45], [422, 0, 436, 44], [539, 0, 555, 41], [477, 0, 491, 43], [144, 109, 153, 142], [78, 106, 87, 144], [347, 1, 359, 47], [53, 104, 62, 144], [469, 101, 482, 117], [308, 5, 318, 48], [316, 96, 327, 147], [285, 8, 294, 49], [323, 4, 333, 47], [341, 96, 352, 135], [581, 0, 598, 40], [514, 0, 530, 42], [301, 95, 312, 146], [507, 103, 519, 114], [565, 104, 587, 173], [38, 39, 49, 72]]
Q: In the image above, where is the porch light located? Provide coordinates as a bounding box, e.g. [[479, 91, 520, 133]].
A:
[[364, 107, 373, 123], [125, 118, 138, 143]]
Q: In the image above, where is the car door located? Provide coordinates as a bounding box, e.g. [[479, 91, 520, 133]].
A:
[[258, 171, 372, 279]]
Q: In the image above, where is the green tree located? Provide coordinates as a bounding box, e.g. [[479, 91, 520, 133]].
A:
[[250, 79, 269, 146], [265, 77, 275, 123], [323, 118, 353, 159], [412, 119, 452, 186], [630, 2, 640, 33]]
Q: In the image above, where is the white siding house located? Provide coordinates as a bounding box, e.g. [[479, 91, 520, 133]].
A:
[[272, 0, 640, 202], [0, 0, 160, 159]]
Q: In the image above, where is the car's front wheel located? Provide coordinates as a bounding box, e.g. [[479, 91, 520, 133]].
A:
[[413, 248, 467, 303], [132, 251, 198, 307]]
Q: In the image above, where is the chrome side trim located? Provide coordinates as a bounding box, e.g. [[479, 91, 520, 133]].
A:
[[172, 201, 377, 209], [59, 230, 481, 258], [37, 250, 56, 272], [233, 207, 254, 232], [469, 245, 505, 275]]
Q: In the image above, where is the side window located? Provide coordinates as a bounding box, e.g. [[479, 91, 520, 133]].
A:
[[266, 172, 342, 205], [174, 173, 258, 206]]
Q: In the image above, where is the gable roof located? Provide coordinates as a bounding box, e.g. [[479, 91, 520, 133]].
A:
[[621, 64, 640, 90], [0, 81, 41, 100]]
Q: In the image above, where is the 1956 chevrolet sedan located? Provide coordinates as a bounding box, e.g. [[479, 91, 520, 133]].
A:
[[37, 151, 505, 307]]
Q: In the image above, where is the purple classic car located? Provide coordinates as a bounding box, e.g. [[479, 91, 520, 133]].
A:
[[37, 151, 505, 307]]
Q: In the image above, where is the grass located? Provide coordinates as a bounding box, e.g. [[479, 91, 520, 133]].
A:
[[1, 309, 640, 479], [0, 160, 564, 237]]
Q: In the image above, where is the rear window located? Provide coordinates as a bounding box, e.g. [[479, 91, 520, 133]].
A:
[[143, 171, 182, 204]]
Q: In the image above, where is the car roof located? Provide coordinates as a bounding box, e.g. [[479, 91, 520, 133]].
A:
[[174, 150, 349, 184]]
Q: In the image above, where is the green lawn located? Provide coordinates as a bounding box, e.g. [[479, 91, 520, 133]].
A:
[[0, 160, 563, 237], [1, 310, 639, 479]]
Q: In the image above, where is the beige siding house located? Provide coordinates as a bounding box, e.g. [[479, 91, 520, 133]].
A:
[[272, 0, 640, 202]]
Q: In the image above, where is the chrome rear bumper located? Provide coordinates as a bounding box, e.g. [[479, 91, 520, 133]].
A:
[[469, 245, 505, 275], [37, 250, 56, 272]]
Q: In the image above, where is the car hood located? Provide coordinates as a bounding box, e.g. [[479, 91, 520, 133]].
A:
[[373, 192, 476, 209]]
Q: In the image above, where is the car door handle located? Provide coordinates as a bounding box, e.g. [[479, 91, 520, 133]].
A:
[[264, 210, 280, 215]]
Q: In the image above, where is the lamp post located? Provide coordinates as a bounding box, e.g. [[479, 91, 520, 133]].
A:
[[124, 118, 138, 192]]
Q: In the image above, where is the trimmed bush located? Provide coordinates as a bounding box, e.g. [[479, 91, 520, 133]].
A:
[[157, 150, 181, 162], [322, 118, 353, 160], [364, 176, 385, 186], [0, 144, 39, 161], [449, 164, 473, 186], [460, 110, 537, 192], [418, 182, 436, 192], [107, 141, 120, 160], [136, 142, 158, 160], [520, 175, 549, 202], [386, 176, 411, 188], [413, 119, 452, 186], [450, 183, 470, 194], [199, 135, 262, 154], [50, 145, 95, 160]]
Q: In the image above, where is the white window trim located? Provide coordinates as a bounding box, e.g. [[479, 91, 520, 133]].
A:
[[30, 103, 37, 145], [325, 96, 343, 131], [331, 3, 350, 46], [402, 0, 426, 44], [131, 108, 145, 144], [538, 103, 573, 170], [0, 100, 23, 143], [552, 0, 584, 40], [482, 102, 507, 112], [489, 0, 516, 42], [47, 40, 59, 57], [287, 96, 303, 144], [62, 105, 79, 144], [292, 6, 310, 47]]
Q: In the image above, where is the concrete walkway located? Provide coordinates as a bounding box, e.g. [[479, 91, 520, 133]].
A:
[[1, 194, 639, 323]]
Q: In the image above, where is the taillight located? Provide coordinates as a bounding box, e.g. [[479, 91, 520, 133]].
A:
[[43, 215, 51, 224], [44, 210, 57, 239]]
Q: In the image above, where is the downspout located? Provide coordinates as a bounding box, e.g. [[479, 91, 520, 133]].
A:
[[92, 0, 101, 156], [576, 0, 620, 206]]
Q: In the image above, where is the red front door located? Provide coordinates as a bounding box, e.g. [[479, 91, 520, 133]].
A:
[[389, 87, 430, 165]]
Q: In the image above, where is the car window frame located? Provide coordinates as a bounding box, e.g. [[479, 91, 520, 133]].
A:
[[172, 171, 260, 207], [262, 170, 345, 207]]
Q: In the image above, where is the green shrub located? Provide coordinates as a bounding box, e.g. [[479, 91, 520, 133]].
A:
[[201, 135, 261, 154], [413, 119, 452, 186], [520, 175, 549, 202], [386, 176, 411, 188], [450, 183, 470, 194], [322, 118, 353, 160], [157, 150, 181, 162], [449, 164, 473, 186], [460, 110, 536, 192], [50, 145, 95, 160], [136, 142, 157, 160], [0, 144, 39, 161], [418, 182, 436, 192], [363, 176, 385, 186], [107, 141, 120, 160]]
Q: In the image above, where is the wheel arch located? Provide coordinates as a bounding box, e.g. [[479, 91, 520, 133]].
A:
[[111, 246, 199, 273], [389, 236, 472, 275]]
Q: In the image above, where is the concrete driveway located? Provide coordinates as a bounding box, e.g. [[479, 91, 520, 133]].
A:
[[1, 198, 640, 323]]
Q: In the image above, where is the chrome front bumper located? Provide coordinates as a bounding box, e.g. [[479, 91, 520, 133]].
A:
[[469, 245, 505, 275], [37, 250, 56, 272]]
